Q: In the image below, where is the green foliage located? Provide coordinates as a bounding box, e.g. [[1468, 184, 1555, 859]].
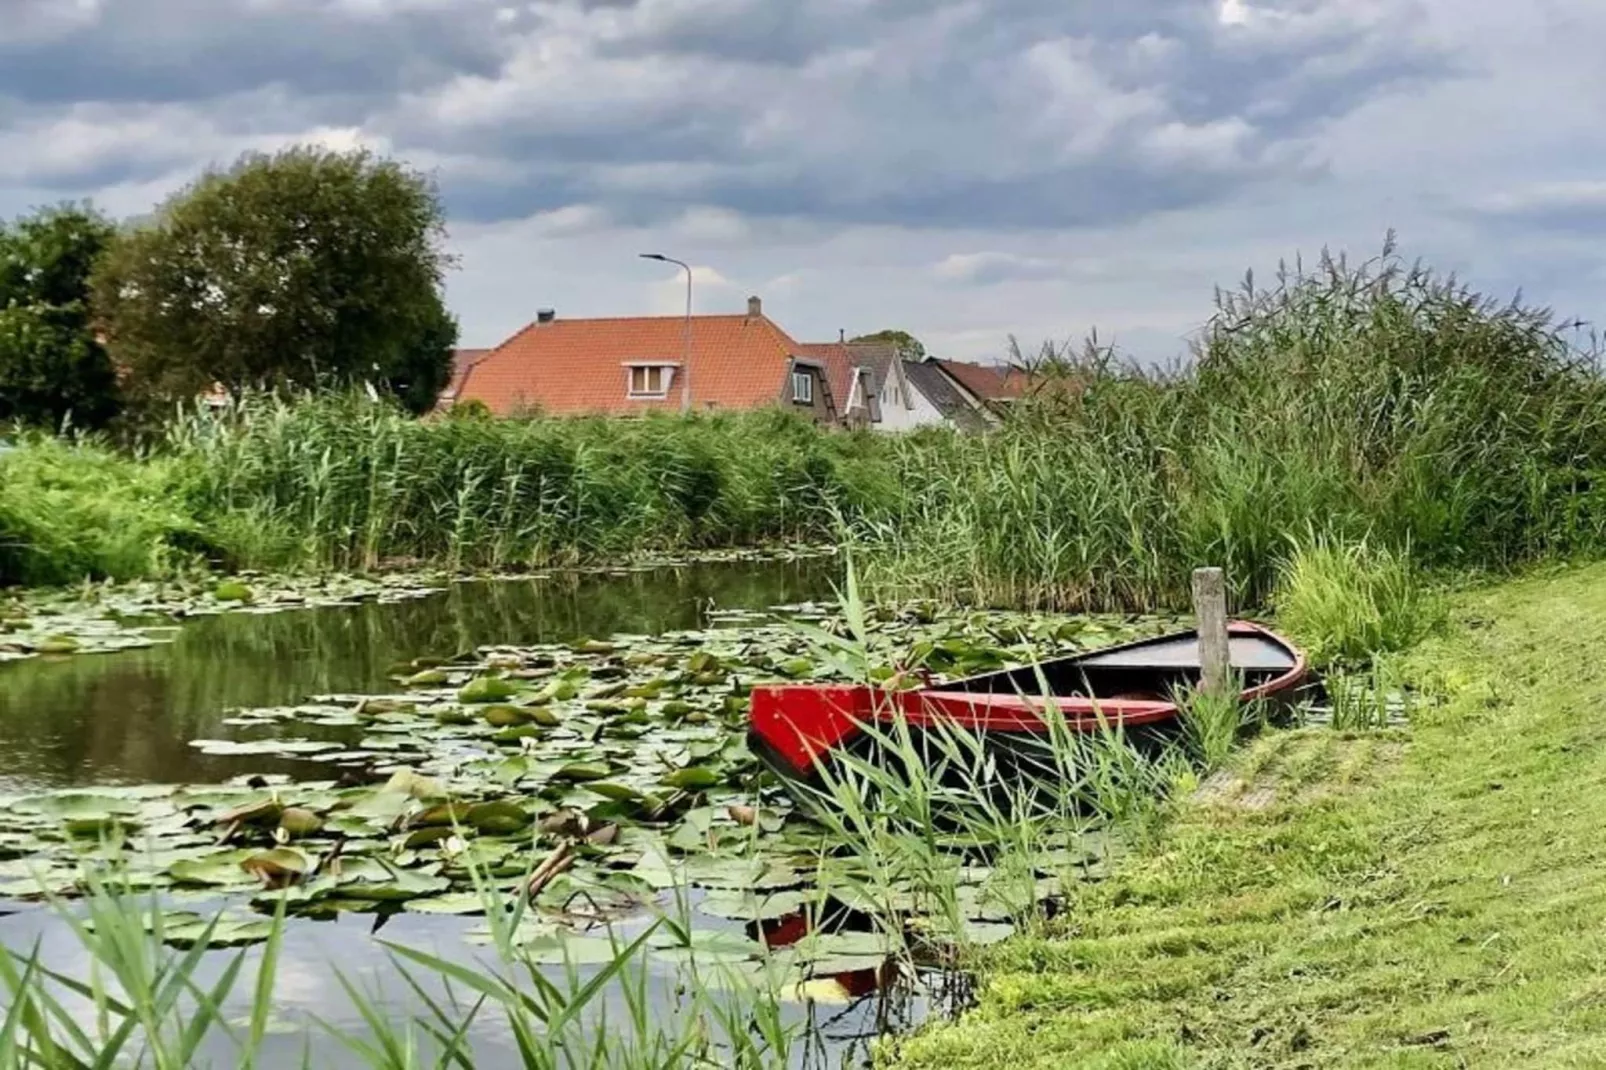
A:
[[161, 394, 889, 574], [850, 328, 926, 360], [91, 146, 455, 409], [855, 241, 1606, 611], [1274, 535, 1443, 667], [0, 205, 120, 429], [0, 436, 203, 587]]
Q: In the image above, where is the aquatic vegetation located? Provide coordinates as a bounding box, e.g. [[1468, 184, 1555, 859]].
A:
[[0, 606, 1163, 970]]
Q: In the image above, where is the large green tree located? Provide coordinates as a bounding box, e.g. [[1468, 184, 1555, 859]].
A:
[[850, 329, 926, 360], [0, 205, 120, 429], [93, 146, 457, 414]]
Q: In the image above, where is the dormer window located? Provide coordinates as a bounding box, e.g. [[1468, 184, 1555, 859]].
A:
[[791, 369, 814, 404], [624, 362, 677, 399]]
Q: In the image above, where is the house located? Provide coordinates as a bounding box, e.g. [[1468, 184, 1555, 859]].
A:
[[452, 297, 860, 425], [899, 359, 998, 431], [929, 358, 1033, 417], [794, 340, 923, 431]]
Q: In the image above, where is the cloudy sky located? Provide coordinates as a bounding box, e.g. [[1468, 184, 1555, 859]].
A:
[[3, 0, 1603, 361]]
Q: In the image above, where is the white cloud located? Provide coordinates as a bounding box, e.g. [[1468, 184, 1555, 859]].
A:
[[3, 0, 1604, 370], [933, 252, 1064, 286]]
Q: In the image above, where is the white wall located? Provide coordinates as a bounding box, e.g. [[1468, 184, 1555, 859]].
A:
[[875, 367, 948, 432]]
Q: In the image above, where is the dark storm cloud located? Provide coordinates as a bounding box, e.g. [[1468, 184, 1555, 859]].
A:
[[0, 0, 519, 105], [0, 0, 1448, 229]]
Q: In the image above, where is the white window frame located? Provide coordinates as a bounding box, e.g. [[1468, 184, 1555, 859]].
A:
[[622, 362, 679, 399], [791, 369, 814, 404]]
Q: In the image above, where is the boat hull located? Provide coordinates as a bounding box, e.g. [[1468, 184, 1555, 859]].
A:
[[747, 621, 1308, 800]]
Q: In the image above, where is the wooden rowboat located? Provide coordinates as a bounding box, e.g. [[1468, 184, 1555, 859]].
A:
[[747, 621, 1308, 791]]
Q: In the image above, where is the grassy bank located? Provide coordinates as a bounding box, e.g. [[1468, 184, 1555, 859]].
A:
[[0, 403, 893, 586], [887, 560, 1606, 1068]]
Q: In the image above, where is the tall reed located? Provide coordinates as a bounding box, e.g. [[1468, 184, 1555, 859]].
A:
[[853, 241, 1606, 611]]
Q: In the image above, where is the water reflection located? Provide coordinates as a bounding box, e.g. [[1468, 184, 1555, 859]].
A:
[[0, 560, 837, 793]]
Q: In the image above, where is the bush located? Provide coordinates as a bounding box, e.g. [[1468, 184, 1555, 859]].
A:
[[1273, 535, 1444, 667], [0, 436, 203, 586]]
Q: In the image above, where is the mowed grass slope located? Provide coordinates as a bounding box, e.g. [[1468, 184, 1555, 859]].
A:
[[888, 562, 1606, 1069]]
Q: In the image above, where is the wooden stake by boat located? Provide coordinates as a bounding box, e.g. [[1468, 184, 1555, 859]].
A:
[[1192, 567, 1230, 695]]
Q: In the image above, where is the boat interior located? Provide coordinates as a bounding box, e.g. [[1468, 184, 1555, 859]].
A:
[[939, 631, 1299, 701]]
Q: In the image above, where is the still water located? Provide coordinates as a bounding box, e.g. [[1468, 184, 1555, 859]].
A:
[[0, 559, 944, 1067], [0, 560, 837, 793]]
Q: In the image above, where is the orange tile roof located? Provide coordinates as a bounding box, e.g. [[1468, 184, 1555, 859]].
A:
[[458, 312, 805, 416], [935, 359, 1033, 402], [439, 348, 492, 405]]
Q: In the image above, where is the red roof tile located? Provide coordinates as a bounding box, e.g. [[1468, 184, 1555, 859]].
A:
[[439, 348, 492, 405], [458, 313, 804, 416], [935, 359, 1032, 402]]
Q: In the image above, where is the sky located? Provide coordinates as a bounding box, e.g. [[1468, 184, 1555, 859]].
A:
[[3, 0, 1604, 362]]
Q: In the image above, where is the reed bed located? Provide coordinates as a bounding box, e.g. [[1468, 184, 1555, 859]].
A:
[[6, 242, 1606, 614], [852, 244, 1606, 611]]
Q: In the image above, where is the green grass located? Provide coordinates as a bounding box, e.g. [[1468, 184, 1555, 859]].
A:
[[884, 560, 1606, 1068], [0, 434, 205, 587], [1273, 534, 1444, 668]]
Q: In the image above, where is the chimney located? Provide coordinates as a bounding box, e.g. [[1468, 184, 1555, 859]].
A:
[[747, 295, 762, 319], [537, 309, 556, 324]]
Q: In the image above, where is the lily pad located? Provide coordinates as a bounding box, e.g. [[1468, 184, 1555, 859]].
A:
[[458, 677, 518, 704]]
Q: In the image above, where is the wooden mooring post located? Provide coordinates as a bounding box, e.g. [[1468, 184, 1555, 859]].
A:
[[1191, 567, 1230, 695]]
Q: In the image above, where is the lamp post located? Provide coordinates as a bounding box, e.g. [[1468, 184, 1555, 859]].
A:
[[640, 253, 693, 414]]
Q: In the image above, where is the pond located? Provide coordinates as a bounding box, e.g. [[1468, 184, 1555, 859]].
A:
[[0, 558, 1141, 1067], [0, 559, 838, 793]]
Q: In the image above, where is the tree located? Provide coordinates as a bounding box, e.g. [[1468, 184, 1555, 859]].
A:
[[849, 329, 927, 361], [92, 146, 456, 413], [0, 205, 120, 429]]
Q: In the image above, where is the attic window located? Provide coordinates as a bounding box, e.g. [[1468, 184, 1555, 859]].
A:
[[624, 363, 677, 399], [791, 369, 814, 405]]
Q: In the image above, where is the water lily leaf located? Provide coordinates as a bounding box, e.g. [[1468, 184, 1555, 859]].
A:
[[402, 893, 489, 916], [464, 800, 531, 835], [330, 859, 449, 902], [647, 929, 764, 966], [213, 581, 254, 603], [407, 669, 449, 687], [241, 847, 310, 884], [519, 932, 633, 965], [168, 850, 257, 887], [381, 770, 445, 800], [552, 762, 612, 784], [481, 705, 531, 728], [412, 802, 469, 827], [402, 826, 454, 849], [278, 809, 324, 838], [791, 931, 898, 976], [147, 910, 272, 948], [459, 677, 518, 704], [584, 782, 646, 804], [660, 766, 722, 791], [697, 890, 808, 922]]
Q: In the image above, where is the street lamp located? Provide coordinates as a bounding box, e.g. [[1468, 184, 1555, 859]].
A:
[[640, 253, 693, 414]]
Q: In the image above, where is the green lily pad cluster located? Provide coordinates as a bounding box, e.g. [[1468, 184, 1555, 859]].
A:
[[0, 599, 1158, 968]]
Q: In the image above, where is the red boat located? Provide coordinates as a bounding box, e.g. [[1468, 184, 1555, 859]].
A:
[[748, 621, 1308, 792]]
